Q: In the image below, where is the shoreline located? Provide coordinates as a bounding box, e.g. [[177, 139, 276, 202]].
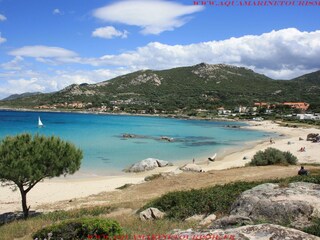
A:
[[0, 106, 238, 122], [1, 120, 319, 214]]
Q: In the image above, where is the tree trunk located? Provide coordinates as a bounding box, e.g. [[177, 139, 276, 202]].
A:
[[18, 186, 29, 219]]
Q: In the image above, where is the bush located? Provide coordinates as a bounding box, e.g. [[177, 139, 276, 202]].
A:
[[303, 218, 320, 237], [249, 148, 297, 166], [32, 218, 122, 240], [141, 181, 258, 220], [141, 172, 320, 220]]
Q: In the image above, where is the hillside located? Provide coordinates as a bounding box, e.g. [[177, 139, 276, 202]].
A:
[[0, 63, 319, 112], [2, 92, 42, 101]]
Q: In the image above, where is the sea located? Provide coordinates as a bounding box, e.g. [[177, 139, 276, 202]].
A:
[[0, 110, 272, 176]]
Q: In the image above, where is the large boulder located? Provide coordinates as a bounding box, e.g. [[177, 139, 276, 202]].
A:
[[307, 133, 319, 141], [230, 182, 320, 228], [139, 207, 165, 221], [126, 158, 170, 172], [185, 214, 205, 222], [180, 163, 202, 172], [172, 224, 320, 240], [199, 214, 217, 226]]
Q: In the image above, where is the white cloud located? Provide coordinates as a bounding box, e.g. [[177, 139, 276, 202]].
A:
[[0, 65, 131, 100], [6, 78, 46, 94], [91, 28, 320, 79], [0, 14, 7, 21], [93, 0, 204, 35], [92, 26, 128, 39], [1, 56, 24, 70], [52, 8, 61, 15], [3, 28, 320, 97], [52, 8, 64, 15], [0, 32, 6, 44], [9, 45, 77, 58]]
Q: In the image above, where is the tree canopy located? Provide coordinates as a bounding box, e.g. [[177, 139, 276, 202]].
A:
[[0, 133, 83, 218]]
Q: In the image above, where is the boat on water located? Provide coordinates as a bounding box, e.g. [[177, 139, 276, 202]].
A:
[[38, 117, 44, 128], [208, 153, 217, 162]]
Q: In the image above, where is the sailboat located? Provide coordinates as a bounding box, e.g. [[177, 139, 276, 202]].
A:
[[38, 116, 44, 128]]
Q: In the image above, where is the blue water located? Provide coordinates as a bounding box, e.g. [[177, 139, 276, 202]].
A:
[[0, 110, 271, 175]]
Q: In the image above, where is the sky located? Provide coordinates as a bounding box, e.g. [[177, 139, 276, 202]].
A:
[[0, 0, 319, 99]]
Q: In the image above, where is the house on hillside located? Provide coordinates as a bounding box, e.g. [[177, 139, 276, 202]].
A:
[[234, 106, 248, 113], [283, 102, 309, 111], [296, 113, 320, 120], [254, 102, 270, 109], [217, 107, 232, 115]]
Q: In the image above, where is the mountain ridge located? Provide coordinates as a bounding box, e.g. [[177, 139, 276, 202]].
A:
[[0, 63, 319, 112]]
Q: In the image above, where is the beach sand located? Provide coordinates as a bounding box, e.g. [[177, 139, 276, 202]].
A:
[[1, 120, 319, 214]]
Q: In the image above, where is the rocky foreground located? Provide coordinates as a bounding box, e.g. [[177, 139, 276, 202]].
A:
[[144, 182, 320, 239]]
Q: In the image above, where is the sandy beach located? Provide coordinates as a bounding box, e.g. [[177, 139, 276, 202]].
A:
[[1, 120, 319, 214]]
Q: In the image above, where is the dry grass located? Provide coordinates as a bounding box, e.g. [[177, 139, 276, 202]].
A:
[[1, 165, 320, 239]]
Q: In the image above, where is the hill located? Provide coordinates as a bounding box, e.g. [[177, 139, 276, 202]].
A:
[[0, 63, 319, 113], [2, 92, 42, 101]]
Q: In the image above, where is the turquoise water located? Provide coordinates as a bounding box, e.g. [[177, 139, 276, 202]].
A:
[[0, 110, 271, 175]]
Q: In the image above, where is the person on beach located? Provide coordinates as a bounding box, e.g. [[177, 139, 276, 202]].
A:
[[270, 138, 275, 144], [298, 166, 308, 176], [193, 158, 195, 164]]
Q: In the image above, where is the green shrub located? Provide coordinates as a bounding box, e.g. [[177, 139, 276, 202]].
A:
[[32, 218, 122, 240], [141, 181, 258, 220], [249, 148, 297, 166], [141, 172, 320, 220], [303, 218, 320, 237]]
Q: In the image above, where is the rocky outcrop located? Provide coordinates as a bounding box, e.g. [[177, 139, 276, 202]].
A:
[[199, 214, 217, 226], [185, 214, 205, 222], [125, 158, 170, 172], [209, 215, 253, 229], [139, 207, 165, 221], [180, 163, 203, 172], [230, 182, 320, 228], [307, 133, 319, 141], [172, 224, 320, 240]]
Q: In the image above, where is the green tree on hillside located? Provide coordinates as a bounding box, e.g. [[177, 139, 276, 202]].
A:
[[0, 134, 83, 218]]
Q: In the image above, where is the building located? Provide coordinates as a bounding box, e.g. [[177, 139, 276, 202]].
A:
[[283, 102, 309, 111], [217, 107, 232, 115], [254, 102, 270, 109]]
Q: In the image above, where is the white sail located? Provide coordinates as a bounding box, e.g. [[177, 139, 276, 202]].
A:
[[38, 117, 44, 127]]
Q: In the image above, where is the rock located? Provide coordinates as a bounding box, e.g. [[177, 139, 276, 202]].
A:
[[307, 133, 319, 141], [122, 133, 135, 138], [156, 159, 169, 167], [209, 215, 253, 229], [230, 182, 320, 228], [172, 224, 320, 240], [199, 214, 217, 226], [139, 207, 165, 221], [126, 158, 170, 172], [180, 163, 202, 172], [185, 214, 205, 222]]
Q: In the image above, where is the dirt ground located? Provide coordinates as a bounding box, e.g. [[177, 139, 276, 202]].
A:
[[37, 165, 320, 213]]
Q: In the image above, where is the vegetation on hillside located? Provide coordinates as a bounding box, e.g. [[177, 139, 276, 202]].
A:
[[1, 64, 319, 113]]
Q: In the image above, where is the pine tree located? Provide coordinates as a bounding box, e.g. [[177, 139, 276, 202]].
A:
[[0, 133, 83, 218]]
